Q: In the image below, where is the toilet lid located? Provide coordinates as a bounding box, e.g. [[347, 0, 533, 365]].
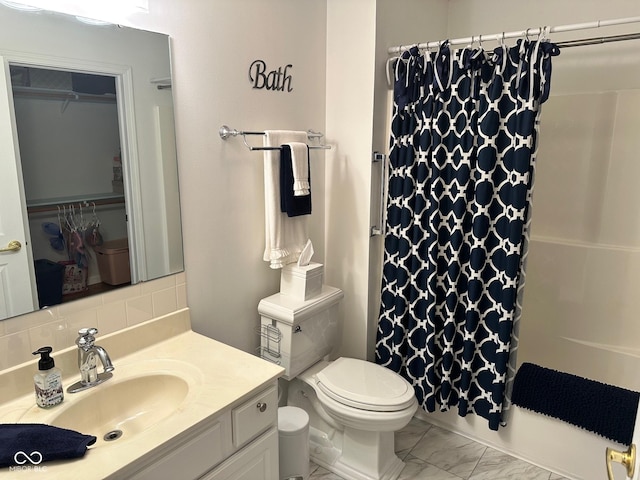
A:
[[315, 357, 416, 412]]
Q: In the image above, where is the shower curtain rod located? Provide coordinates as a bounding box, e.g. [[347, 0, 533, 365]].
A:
[[556, 32, 640, 48], [387, 15, 640, 54]]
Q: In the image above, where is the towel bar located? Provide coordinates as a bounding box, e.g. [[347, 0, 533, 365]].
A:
[[219, 125, 331, 151]]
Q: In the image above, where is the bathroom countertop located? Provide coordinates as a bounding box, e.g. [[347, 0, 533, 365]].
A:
[[0, 309, 284, 479]]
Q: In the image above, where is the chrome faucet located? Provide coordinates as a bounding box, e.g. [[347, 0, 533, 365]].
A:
[[67, 328, 114, 393]]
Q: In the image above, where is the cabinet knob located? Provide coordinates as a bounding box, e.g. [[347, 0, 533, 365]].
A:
[[256, 402, 267, 413]]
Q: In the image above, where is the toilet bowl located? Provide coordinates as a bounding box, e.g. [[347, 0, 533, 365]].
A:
[[287, 358, 417, 480], [258, 270, 418, 480]]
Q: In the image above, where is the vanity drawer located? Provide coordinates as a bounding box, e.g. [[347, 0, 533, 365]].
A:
[[232, 386, 277, 448]]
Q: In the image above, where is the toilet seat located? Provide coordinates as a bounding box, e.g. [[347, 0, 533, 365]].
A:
[[315, 357, 416, 412]]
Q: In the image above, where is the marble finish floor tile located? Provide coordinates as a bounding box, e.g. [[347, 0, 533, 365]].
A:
[[468, 448, 553, 480], [309, 464, 346, 479], [398, 453, 465, 479], [408, 425, 487, 478], [308, 417, 570, 480], [395, 417, 432, 460]]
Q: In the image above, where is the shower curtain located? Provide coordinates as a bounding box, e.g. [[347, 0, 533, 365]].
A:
[[375, 37, 559, 430]]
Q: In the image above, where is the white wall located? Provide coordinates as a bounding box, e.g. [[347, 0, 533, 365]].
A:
[[124, 1, 328, 354]]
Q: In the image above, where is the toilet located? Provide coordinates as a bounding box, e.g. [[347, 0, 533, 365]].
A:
[[258, 264, 418, 480]]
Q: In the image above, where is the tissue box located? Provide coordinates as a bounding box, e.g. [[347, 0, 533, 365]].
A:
[[280, 262, 323, 300]]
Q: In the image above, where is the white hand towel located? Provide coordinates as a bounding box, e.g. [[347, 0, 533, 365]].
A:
[[263, 130, 309, 269], [284, 142, 310, 196]]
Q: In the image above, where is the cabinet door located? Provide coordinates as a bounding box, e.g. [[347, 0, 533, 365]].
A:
[[201, 427, 278, 480], [127, 415, 230, 480]]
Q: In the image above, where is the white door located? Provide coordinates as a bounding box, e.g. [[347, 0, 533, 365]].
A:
[[0, 56, 36, 319]]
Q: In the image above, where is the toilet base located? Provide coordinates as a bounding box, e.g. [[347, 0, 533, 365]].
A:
[[309, 426, 405, 480]]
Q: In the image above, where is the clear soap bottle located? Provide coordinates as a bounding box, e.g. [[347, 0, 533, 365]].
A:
[[33, 346, 64, 408]]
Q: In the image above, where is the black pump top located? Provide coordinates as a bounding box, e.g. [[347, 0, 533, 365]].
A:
[[33, 346, 55, 371]]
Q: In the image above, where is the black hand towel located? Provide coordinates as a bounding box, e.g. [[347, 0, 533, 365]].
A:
[[512, 363, 640, 445], [0, 423, 96, 467], [280, 144, 311, 217]]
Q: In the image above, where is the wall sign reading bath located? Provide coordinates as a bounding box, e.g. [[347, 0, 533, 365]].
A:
[[249, 60, 293, 92]]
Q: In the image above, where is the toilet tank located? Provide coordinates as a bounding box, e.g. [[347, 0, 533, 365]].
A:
[[258, 285, 343, 380]]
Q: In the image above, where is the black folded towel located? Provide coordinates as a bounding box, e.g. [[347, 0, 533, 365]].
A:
[[0, 424, 96, 467], [280, 144, 311, 217], [512, 363, 640, 445]]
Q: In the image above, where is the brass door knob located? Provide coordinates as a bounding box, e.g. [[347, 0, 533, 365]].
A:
[[606, 444, 636, 480], [0, 240, 21, 253]]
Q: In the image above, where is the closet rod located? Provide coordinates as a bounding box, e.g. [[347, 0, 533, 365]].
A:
[[387, 15, 640, 53], [219, 125, 331, 151], [27, 197, 124, 215]]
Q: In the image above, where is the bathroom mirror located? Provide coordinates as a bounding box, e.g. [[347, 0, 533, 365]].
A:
[[0, 5, 184, 320]]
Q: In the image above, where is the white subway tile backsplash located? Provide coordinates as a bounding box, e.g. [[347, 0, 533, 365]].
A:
[[58, 294, 103, 317], [101, 283, 142, 304], [126, 295, 154, 326], [142, 275, 175, 294], [176, 283, 187, 309], [0, 273, 186, 371], [152, 288, 177, 317], [28, 319, 70, 354], [0, 331, 32, 371], [97, 301, 128, 335]]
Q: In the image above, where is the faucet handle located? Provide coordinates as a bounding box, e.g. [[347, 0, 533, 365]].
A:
[[78, 327, 98, 337], [76, 327, 98, 350]]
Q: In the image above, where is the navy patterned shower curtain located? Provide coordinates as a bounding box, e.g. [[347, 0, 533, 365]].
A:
[[375, 38, 559, 430]]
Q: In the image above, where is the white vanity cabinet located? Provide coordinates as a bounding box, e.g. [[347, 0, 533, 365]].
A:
[[200, 428, 278, 480], [125, 384, 279, 480]]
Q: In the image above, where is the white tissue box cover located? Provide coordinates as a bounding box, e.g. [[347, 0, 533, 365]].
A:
[[280, 262, 323, 300]]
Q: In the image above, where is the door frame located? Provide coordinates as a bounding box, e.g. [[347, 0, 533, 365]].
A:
[[2, 52, 145, 286]]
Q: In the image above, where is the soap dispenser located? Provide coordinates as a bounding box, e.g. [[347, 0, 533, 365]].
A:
[[33, 346, 64, 408]]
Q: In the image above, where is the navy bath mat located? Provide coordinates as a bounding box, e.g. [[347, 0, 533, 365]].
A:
[[512, 363, 640, 445]]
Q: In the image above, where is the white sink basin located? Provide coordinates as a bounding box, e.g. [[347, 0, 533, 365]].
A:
[[20, 360, 200, 445], [55, 374, 188, 441]]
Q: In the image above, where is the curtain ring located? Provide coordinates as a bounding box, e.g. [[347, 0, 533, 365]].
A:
[[541, 26, 550, 41], [524, 28, 531, 41], [478, 34, 483, 48]]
